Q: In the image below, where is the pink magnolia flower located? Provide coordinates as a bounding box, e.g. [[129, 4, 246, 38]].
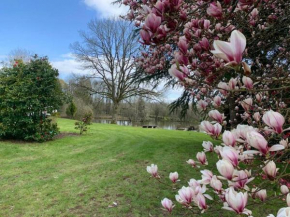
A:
[[220, 146, 239, 167], [242, 76, 253, 89], [246, 131, 285, 155], [161, 198, 174, 213], [186, 159, 198, 168], [147, 164, 158, 178], [140, 29, 151, 45], [178, 36, 188, 54], [287, 193, 290, 207], [168, 64, 189, 80], [207, 1, 223, 18], [277, 207, 290, 217], [195, 193, 207, 211], [196, 151, 208, 165], [213, 95, 222, 107], [262, 161, 278, 180], [188, 178, 201, 189], [200, 170, 213, 184], [209, 110, 224, 124], [281, 185, 289, 195], [169, 172, 179, 183], [241, 98, 253, 112], [175, 186, 195, 204], [222, 131, 236, 147], [223, 187, 251, 215], [228, 78, 237, 90], [252, 189, 267, 202], [211, 30, 246, 65], [202, 141, 214, 152], [246, 131, 268, 155], [230, 170, 254, 190], [144, 13, 161, 33], [200, 121, 222, 137], [253, 112, 261, 122], [262, 110, 285, 134], [218, 82, 229, 95], [197, 100, 208, 111], [210, 175, 223, 191], [216, 159, 234, 180]]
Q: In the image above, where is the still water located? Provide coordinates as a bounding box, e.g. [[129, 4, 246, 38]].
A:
[[94, 119, 197, 130]]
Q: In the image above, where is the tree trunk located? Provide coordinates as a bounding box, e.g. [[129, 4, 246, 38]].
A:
[[112, 103, 119, 124]]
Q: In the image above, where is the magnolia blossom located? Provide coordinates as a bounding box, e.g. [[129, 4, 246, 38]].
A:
[[222, 131, 236, 147], [220, 146, 239, 167], [169, 64, 189, 80], [169, 172, 179, 183], [211, 30, 246, 65], [202, 141, 214, 152], [230, 170, 254, 190], [196, 151, 208, 165], [200, 121, 222, 137], [223, 187, 251, 215], [253, 112, 261, 122], [246, 131, 268, 155], [217, 82, 229, 95], [253, 189, 267, 202], [186, 159, 198, 168], [175, 186, 195, 204], [228, 78, 237, 90], [213, 95, 222, 107], [144, 13, 161, 33], [216, 159, 234, 180], [207, 1, 223, 18], [210, 175, 223, 191], [188, 178, 200, 189], [246, 131, 284, 155], [277, 207, 290, 217], [197, 100, 208, 111], [281, 185, 289, 195], [161, 198, 174, 213], [262, 110, 285, 134], [242, 76, 253, 89], [146, 164, 158, 178], [200, 170, 213, 184], [195, 193, 207, 211], [208, 110, 224, 124], [287, 194, 290, 207], [241, 98, 253, 112], [263, 161, 278, 180]]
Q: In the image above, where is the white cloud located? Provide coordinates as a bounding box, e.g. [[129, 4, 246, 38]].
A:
[[83, 0, 129, 18], [51, 53, 91, 80]]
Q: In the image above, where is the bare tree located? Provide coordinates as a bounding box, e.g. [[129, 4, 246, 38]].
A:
[[71, 18, 157, 123]]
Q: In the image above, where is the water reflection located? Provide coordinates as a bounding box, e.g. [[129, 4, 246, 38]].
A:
[[94, 119, 197, 130]]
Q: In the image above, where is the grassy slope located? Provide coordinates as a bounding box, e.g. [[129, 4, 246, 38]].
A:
[[0, 118, 280, 217]]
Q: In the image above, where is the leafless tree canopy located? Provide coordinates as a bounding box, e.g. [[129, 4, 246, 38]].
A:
[[71, 18, 157, 123]]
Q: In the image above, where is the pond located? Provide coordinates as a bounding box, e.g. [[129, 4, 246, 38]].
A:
[[94, 119, 198, 130]]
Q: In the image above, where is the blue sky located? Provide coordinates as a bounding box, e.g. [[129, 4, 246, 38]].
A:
[[0, 0, 182, 101]]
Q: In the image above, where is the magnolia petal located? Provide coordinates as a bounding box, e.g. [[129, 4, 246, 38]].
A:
[[230, 30, 246, 63], [211, 50, 230, 62], [204, 194, 213, 200], [222, 206, 235, 212], [213, 40, 234, 61], [268, 145, 285, 152]]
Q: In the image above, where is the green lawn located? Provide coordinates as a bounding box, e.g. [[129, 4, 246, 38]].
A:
[[0, 118, 283, 216]]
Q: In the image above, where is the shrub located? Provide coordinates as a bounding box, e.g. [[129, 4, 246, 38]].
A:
[[66, 101, 77, 119], [0, 56, 65, 142]]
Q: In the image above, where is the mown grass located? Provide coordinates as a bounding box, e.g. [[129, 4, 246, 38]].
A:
[[0, 118, 284, 216]]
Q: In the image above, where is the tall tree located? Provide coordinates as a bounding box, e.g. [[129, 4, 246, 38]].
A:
[[71, 18, 157, 123]]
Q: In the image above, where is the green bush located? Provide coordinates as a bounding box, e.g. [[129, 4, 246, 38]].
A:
[[66, 101, 77, 119], [0, 56, 65, 142]]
